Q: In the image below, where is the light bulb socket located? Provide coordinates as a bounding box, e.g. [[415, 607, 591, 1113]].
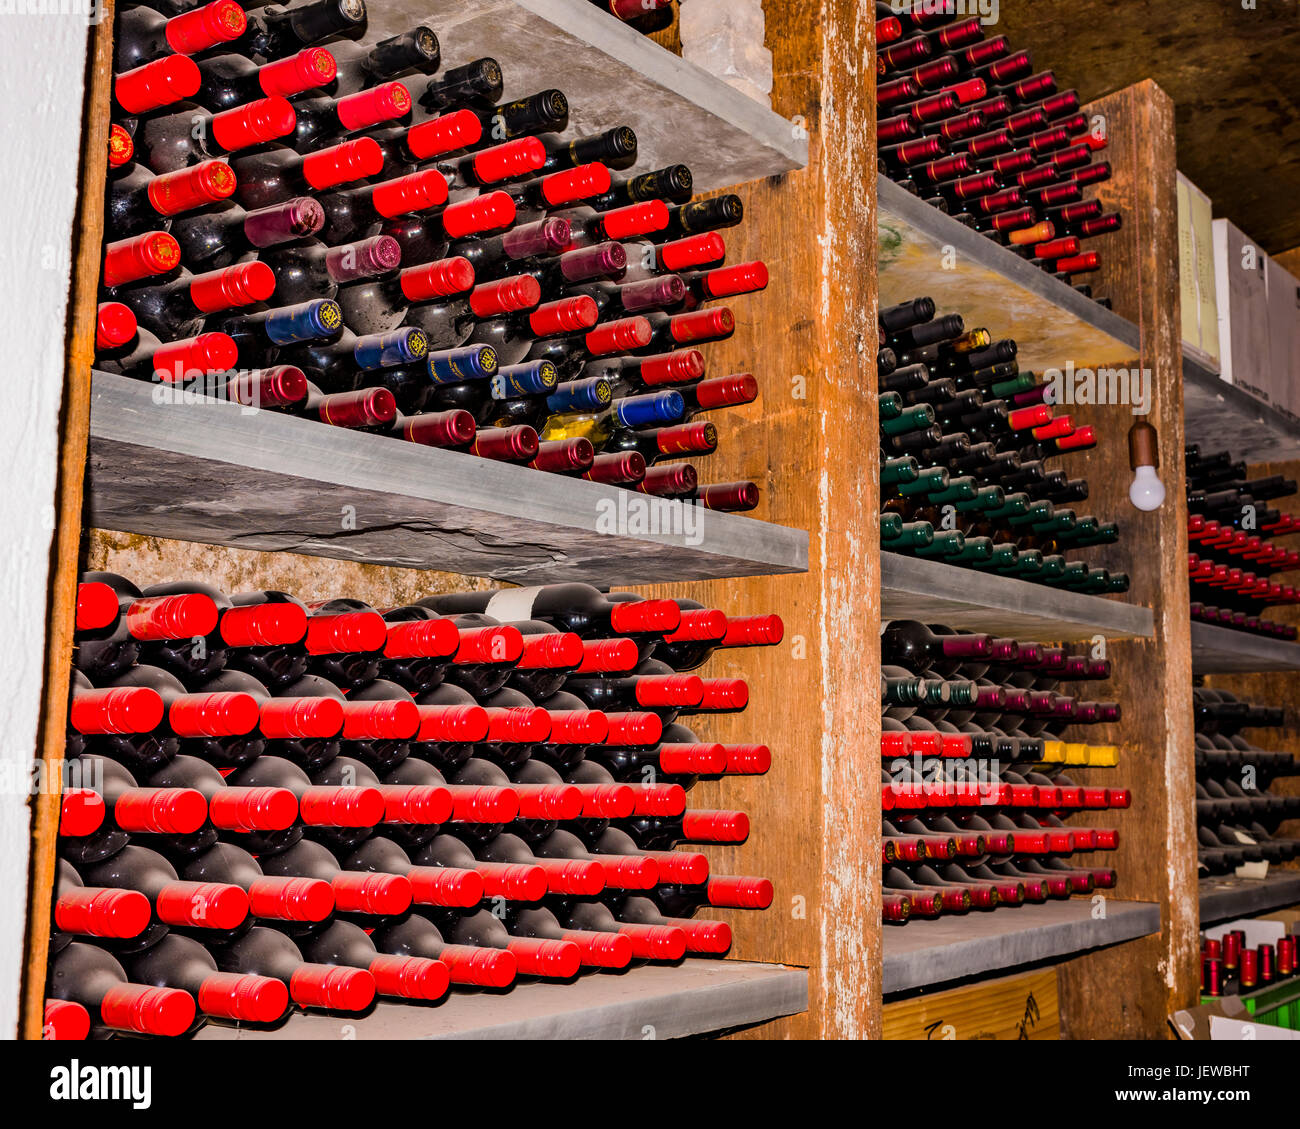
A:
[[1128, 418, 1159, 470]]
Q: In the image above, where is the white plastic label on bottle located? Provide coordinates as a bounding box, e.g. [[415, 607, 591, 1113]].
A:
[[484, 586, 544, 624]]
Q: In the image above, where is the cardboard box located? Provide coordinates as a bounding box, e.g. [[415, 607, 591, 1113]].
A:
[[1264, 254, 1300, 422], [1213, 218, 1271, 400], [1178, 173, 1220, 366]]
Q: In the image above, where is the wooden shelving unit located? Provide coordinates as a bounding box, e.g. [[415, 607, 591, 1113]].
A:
[[876, 80, 1200, 1039], [21, 4, 1236, 1042], [22, 0, 828, 1042]]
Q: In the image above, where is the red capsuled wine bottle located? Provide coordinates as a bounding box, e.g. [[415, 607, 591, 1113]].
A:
[[47, 941, 196, 1037], [123, 932, 290, 1023], [209, 925, 376, 1012], [180, 840, 335, 922], [76, 842, 249, 932], [53, 858, 152, 942], [369, 910, 516, 988], [296, 919, 449, 1001]]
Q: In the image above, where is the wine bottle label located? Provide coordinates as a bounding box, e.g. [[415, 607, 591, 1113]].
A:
[[484, 587, 544, 624]]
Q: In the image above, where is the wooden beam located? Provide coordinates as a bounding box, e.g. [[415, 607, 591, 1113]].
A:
[[20, 2, 116, 1040], [1053, 80, 1198, 1038], [637, 0, 880, 1039]]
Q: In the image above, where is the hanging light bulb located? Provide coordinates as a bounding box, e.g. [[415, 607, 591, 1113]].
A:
[[1128, 418, 1166, 511]]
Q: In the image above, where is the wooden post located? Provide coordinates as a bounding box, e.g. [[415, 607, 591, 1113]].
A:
[[1052, 80, 1199, 1038], [19, 4, 116, 1040], [637, 0, 881, 1039]]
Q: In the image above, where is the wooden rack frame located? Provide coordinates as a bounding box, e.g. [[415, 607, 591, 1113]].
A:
[[18, 2, 1235, 1040]]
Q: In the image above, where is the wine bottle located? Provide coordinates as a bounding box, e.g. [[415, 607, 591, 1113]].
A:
[[259, 234, 401, 305], [105, 159, 238, 241], [136, 96, 298, 175], [47, 942, 196, 1036], [313, 167, 448, 246], [194, 46, 339, 112], [123, 933, 290, 1022], [116, 260, 277, 340], [228, 135, 383, 210], [233, 0, 368, 65], [114, 0, 247, 72], [327, 25, 440, 97], [168, 197, 326, 271], [588, 0, 675, 34]]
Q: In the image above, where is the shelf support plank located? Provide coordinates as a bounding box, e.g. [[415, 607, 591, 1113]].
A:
[[1199, 875, 1300, 926], [1183, 350, 1300, 466], [1053, 80, 1199, 1038], [1192, 622, 1300, 674]]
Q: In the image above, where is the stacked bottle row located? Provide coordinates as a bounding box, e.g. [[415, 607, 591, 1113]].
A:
[[1201, 930, 1299, 999], [45, 571, 780, 1038], [875, 1, 1116, 304], [1194, 687, 1300, 876], [879, 621, 1129, 924], [1186, 446, 1300, 639], [96, 0, 767, 508], [878, 295, 1128, 593]]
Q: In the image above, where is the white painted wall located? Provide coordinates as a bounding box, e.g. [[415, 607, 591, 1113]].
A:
[[0, 9, 93, 1037]]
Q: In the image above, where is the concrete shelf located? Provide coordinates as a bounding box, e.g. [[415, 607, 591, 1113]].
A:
[[86, 373, 809, 586], [878, 177, 1140, 373], [1199, 873, 1300, 926], [883, 899, 1161, 995], [1190, 622, 1300, 674], [194, 959, 808, 1041], [882, 552, 1154, 642]]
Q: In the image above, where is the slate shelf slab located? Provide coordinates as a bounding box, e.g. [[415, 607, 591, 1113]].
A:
[[85, 372, 809, 585], [1199, 874, 1300, 926], [882, 552, 1154, 642], [878, 177, 1141, 373], [194, 959, 808, 1040], [1190, 622, 1300, 674], [370, 0, 807, 193], [1181, 346, 1300, 465], [883, 899, 1161, 995]]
